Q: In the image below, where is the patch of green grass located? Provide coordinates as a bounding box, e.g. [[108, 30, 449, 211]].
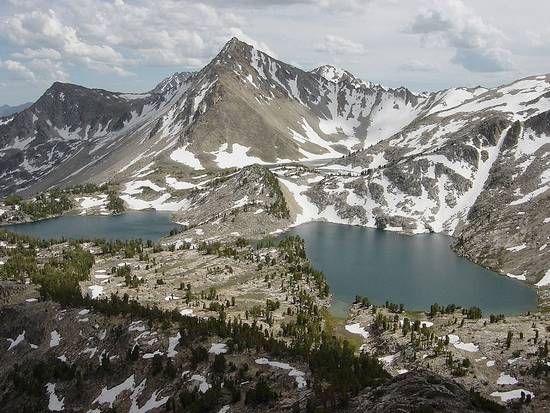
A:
[[322, 309, 363, 351]]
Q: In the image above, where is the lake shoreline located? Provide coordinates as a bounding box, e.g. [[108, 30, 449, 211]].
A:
[[4, 210, 547, 313], [283, 221, 538, 316]]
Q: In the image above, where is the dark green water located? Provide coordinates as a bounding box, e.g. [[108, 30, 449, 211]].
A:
[[5, 211, 179, 241], [285, 222, 537, 316]]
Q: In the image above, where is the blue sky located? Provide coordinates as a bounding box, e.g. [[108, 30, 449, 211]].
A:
[[0, 0, 549, 105]]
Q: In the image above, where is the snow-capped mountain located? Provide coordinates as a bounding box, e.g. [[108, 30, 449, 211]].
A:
[[275, 74, 550, 284], [0, 37, 548, 284], [0, 72, 193, 195], [303, 74, 550, 231], [0, 37, 455, 195]]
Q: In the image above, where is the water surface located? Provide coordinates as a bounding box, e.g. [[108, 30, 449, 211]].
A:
[[7, 216, 536, 316], [5, 211, 178, 241], [285, 222, 537, 316]]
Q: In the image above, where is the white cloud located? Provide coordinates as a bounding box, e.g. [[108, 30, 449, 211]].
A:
[[0, 60, 35, 81], [408, 0, 513, 72], [0, 0, 548, 104], [0, 57, 68, 85], [315, 34, 365, 55], [12, 47, 62, 61], [204, 0, 372, 13], [0, 0, 270, 78], [2, 8, 129, 75], [399, 59, 438, 72]]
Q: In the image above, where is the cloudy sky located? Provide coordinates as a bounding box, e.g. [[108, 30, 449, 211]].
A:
[[0, 0, 548, 105]]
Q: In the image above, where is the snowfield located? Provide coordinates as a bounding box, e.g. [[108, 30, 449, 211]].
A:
[[344, 323, 369, 339], [170, 145, 204, 169]]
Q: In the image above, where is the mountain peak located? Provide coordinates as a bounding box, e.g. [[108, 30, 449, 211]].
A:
[[311, 65, 351, 82], [311, 64, 377, 89], [152, 71, 193, 94], [227, 36, 243, 46], [219, 36, 250, 56]]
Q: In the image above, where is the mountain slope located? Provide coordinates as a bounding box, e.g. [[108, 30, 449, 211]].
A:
[[0, 38, 441, 196], [274, 74, 550, 285], [0, 72, 192, 195]]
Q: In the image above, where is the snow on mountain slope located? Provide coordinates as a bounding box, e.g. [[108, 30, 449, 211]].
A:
[[424, 86, 488, 115], [275, 91, 549, 283], [161, 38, 431, 170], [0, 37, 470, 195], [311, 65, 349, 82], [438, 75, 550, 120], [0, 71, 194, 196]]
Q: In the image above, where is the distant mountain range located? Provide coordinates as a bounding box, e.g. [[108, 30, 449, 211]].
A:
[[0, 37, 548, 285], [0, 102, 33, 117]]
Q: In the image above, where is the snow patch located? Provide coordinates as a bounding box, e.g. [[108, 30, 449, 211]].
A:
[[50, 330, 61, 347], [255, 358, 306, 389], [209, 343, 228, 355], [344, 323, 369, 339], [170, 145, 204, 170], [7, 330, 25, 350], [211, 143, 265, 169], [446, 334, 478, 352], [506, 244, 527, 252], [535, 269, 550, 287], [490, 389, 534, 402], [167, 332, 181, 358], [497, 373, 518, 385], [45, 383, 64, 411]]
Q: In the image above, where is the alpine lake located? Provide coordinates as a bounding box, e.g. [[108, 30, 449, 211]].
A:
[[6, 214, 537, 316]]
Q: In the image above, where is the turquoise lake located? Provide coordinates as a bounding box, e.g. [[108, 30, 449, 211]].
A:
[[5, 215, 537, 316], [285, 222, 537, 316], [5, 211, 179, 241]]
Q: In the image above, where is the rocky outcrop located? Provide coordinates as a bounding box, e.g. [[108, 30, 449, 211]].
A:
[[349, 370, 505, 413], [171, 165, 291, 241]]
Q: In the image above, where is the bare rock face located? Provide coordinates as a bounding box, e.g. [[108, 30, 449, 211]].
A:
[[349, 370, 504, 413], [453, 110, 550, 289], [171, 165, 292, 241]]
